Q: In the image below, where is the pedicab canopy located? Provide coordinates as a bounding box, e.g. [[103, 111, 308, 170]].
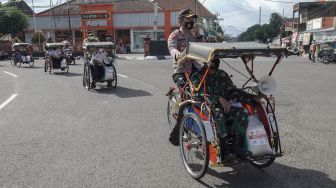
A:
[[82, 42, 116, 50], [12, 43, 31, 49], [45, 42, 66, 48], [180, 42, 288, 63]]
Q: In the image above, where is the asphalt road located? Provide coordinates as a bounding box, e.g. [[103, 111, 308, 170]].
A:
[[0, 56, 335, 188]]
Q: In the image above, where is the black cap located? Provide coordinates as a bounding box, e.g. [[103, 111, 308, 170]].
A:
[[178, 9, 198, 19]]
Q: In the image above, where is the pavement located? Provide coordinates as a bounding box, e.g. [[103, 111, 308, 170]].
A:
[[116, 53, 173, 60], [116, 53, 145, 60], [0, 56, 336, 187]]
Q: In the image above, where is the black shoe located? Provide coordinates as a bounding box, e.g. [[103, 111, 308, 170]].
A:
[[61, 68, 65, 71], [91, 82, 96, 88], [169, 127, 179, 146], [107, 82, 112, 87]]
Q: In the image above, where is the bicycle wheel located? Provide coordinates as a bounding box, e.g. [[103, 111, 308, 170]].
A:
[[250, 133, 278, 168], [167, 92, 180, 130], [111, 64, 117, 88], [83, 63, 91, 90], [179, 112, 209, 180]]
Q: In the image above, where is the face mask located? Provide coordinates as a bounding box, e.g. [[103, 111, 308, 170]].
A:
[[184, 21, 194, 30]]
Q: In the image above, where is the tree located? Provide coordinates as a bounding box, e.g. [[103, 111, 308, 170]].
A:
[[267, 13, 283, 39], [5, 0, 22, 7], [31, 31, 46, 52], [238, 24, 260, 42], [0, 6, 28, 36], [238, 12, 284, 43]]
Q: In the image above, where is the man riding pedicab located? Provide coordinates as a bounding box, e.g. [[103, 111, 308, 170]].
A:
[[83, 33, 115, 88], [44, 42, 69, 73], [167, 10, 264, 157], [168, 9, 205, 86]]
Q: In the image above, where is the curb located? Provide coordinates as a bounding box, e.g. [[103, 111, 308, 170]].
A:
[[116, 55, 173, 60], [145, 56, 173, 60]]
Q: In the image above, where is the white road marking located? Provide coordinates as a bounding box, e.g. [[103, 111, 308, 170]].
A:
[[3, 71, 18, 78], [0, 94, 18, 110], [117, 74, 128, 78]]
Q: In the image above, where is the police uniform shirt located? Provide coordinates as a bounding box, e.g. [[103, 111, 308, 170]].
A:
[[168, 28, 203, 74]]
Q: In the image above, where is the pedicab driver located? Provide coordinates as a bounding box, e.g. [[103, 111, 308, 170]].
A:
[[168, 9, 205, 86], [89, 47, 112, 88], [48, 46, 66, 70]]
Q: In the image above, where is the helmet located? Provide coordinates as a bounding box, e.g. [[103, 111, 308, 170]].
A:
[[88, 33, 94, 37]]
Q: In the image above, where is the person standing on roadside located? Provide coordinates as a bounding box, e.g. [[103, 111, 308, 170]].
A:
[[309, 40, 317, 63]]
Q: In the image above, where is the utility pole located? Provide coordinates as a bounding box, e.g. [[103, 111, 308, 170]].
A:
[[66, 0, 74, 45], [32, 0, 37, 32], [259, 6, 261, 25], [154, 1, 158, 40], [49, 0, 52, 39], [67, 0, 72, 40], [194, 0, 197, 14]]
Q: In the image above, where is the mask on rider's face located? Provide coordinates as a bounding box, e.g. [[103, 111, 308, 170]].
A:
[[210, 59, 220, 70], [184, 21, 194, 30]]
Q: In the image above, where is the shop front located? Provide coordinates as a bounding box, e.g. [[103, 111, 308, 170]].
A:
[[313, 27, 336, 54], [130, 30, 164, 53]]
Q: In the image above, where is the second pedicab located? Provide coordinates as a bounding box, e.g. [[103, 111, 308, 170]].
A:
[[43, 42, 69, 74], [82, 41, 117, 90]]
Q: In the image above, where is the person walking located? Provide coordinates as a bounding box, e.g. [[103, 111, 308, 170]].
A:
[[309, 40, 317, 63]]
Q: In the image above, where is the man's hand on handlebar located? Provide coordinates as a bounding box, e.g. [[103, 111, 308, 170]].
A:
[[218, 97, 230, 113]]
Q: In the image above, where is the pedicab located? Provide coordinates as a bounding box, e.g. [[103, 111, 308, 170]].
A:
[[62, 41, 76, 65], [11, 43, 34, 67], [44, 42, 69, 73], [82, 41, 117, 90], [166, 42, 288, 179]]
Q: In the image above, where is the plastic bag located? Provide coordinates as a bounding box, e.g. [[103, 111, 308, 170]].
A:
[[104, 66, 114, 80], [246, 115, 273, 156], [61, 59, 67, 68]]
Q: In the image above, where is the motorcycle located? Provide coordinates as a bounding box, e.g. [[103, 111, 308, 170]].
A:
[[318, 48, 336, 64]]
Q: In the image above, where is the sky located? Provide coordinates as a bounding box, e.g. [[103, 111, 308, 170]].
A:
[[1, 0, 318, 36], [203, 0, 317, 37]]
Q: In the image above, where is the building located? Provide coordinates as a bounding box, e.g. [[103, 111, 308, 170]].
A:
[[23, 0, 215, 53], [292, 1, 336, 53]]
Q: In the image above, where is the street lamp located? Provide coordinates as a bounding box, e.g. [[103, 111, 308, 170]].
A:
[[149, 0, 158, 40]]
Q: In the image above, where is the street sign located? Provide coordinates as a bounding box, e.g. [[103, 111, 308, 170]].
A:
[[81, 13, 109, 19]]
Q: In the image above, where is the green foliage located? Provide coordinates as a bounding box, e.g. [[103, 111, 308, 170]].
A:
[[31, 31, 46, 44], [238, 24, 261, 42], [31, 31, 46, 52], [238, 13, 284, 43], [4, 0, 22, 8], [0, 6, 28, 36]]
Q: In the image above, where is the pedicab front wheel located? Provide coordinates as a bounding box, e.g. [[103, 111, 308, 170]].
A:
[[250, 133, 278, 168], [179, 112, 209, 180], [167, 92, 180, 130], [30, 60, 34, 67], [44, 58, 51, 73], [83, 63, 91, 90], [111, 63, 117, 88]]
